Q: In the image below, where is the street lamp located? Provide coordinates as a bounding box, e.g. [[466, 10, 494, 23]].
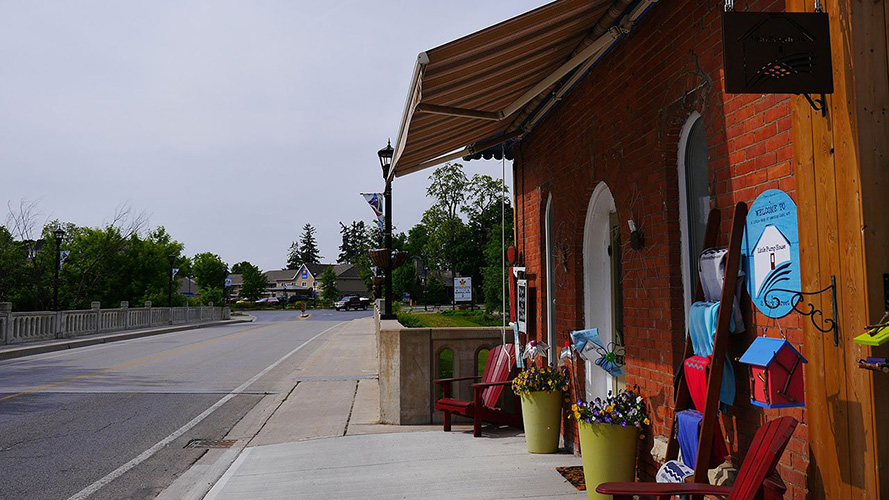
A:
[[378, 140, 395, 320], [53, 228, 65, 311]]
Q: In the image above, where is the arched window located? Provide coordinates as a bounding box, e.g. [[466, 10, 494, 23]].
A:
[[678, 112, 711, 312], [476, 348, 490, 377]]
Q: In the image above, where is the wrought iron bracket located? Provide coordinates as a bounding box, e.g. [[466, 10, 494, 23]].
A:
[[765, 275, 839, 346], [800, 93, 827, 117]]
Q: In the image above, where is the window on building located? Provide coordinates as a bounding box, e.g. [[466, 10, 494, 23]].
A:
[[545, 194, 556, 366], [679, 113, 711, 311]]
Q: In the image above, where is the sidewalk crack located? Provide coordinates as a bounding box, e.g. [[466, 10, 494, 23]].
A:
[[342, 380, 359, 436]]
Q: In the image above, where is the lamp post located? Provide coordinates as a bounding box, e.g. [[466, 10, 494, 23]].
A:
[[378, 140, 396, 320], [168, 255, 175, 307], [52, 228, 65, 311]]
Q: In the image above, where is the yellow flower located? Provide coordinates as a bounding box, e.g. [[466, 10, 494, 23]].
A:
[[605, 405, 614, 413], [643, 418, 650, 425]]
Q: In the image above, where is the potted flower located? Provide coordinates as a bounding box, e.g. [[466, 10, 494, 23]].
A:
[[571, 387, 650, 500], [511, 341, 569, 453]]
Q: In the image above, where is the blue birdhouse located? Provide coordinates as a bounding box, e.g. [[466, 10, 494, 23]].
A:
[[738, 337, 807, 409]]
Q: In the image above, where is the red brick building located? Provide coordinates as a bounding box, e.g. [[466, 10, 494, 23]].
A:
[[387, 0, 889, 497]]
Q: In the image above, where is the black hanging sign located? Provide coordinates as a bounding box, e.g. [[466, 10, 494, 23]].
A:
[[723, 11, 833, 95]]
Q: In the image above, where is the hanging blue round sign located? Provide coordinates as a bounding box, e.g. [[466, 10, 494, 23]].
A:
[[742, 189, 801, 318]]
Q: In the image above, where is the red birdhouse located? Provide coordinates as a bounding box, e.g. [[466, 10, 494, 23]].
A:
[[738, 337, 807, 409]]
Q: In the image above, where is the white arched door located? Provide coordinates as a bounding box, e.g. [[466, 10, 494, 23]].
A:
[[583, 183, 616, 401]]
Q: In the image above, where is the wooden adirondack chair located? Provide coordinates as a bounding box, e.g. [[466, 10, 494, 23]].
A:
[[433, 344, 522, 437], [596, 416, 798, 500]]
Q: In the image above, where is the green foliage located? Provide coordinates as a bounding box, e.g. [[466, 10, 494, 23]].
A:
[[199, 287, 223, 306], [288, 223, 322, 269], [230, 261, 250, 274], [338, 221, 371, 264], [237, 261, 267, 301], [424, 273, 447, 305], [192, 252, 228, 292], [396, 309, 501, 328], [319, 266, 339, 303], [482, 217, 513, 313], [511, 366, 570, 396], [393, 262, 421, 304]]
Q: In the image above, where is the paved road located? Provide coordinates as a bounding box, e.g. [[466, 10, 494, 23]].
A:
[[0, 309, 371, 500]]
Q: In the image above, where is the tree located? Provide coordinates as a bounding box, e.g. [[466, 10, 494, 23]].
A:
[[236, 261, 267, 301], [230, 261, 249, 275], [393, 262, 420, 305], [425, 274, 447, 305], [288, 223, 322, 269], [482, 217, 513, 313], [427, 162, 468, 220], [319, 266, 339, 303], [193, 252, 228, 291], [338, 221, 371, 264]]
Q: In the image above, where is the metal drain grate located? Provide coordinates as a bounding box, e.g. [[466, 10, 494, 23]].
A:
[[184, 439, 236, 449]]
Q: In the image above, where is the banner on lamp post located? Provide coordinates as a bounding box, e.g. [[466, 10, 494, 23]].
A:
[[361, 193, 385, 231]]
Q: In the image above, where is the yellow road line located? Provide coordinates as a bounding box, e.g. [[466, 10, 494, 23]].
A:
[[0, 323, 277, 403]]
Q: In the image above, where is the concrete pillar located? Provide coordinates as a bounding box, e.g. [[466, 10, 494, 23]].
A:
[[120, 301, 129, 329], [0, 302, 11, 345], [91, 301, 100, 334]]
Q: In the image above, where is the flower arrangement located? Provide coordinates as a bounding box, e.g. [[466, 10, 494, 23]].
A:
[[512, 365, 570, 396], [570, 387, 650, 428]]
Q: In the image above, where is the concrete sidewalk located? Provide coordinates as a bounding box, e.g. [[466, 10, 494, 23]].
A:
[[160, 317, 585, 500]]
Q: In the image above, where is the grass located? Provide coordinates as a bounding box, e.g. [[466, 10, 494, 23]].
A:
[[397, 309, 505, 328]]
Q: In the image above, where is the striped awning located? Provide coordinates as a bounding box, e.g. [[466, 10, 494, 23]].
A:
[[390, 0, 646, 179]]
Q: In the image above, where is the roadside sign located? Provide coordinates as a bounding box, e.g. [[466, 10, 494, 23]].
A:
[[454, 277, 472, 302], [225, 277, 232, 287], [517, 279, 527, 333]]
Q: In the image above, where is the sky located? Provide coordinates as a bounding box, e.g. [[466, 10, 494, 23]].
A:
[[0, 1, 545, 272]]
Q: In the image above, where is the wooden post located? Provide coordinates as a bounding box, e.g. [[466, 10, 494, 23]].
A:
[[789, 0, 889, 497]]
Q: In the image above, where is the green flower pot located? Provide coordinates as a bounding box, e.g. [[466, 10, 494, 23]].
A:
[[577, 421, 638, 500], [519, 390, 563, 453]]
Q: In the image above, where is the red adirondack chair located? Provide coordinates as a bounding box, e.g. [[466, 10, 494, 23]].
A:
[[597, 416, 798, 500], [433, 344, 522, 437]]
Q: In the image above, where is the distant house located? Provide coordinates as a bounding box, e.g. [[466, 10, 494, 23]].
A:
[[228, 264, 367, 302], [177, 276, 201, 298], [301, 263, 367, 298], [264, 269, 314, 301]]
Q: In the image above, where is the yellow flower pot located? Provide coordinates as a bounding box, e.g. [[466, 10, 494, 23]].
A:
[[519, 390, 563, 453], [577, 421, 638, 500]]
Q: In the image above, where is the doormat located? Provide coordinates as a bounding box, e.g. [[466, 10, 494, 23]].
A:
[[556, 466, 585, 491]]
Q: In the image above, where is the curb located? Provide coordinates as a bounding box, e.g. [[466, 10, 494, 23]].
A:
[[0, 316, 256, 362]]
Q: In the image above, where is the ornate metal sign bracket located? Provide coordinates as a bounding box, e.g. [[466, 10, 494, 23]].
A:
[[765, 275, 839, 346], [799, 93, 827, 117]]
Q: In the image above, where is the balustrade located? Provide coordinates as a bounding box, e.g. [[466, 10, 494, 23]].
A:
[[0, 302, 231, 346]]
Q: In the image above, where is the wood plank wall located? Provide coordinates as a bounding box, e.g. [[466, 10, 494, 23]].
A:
[[790, 0, 889, 497]]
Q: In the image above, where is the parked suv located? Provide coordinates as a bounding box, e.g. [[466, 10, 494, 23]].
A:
[[334, 296, 369, 311]]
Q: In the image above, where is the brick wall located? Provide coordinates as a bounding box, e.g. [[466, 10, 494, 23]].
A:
[[512, 0, 807, 496]]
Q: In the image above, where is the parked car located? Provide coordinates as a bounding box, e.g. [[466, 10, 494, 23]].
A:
[[334, 296, 370, 311], [266, 297, 280, 304], [255, 298, 269, 304]]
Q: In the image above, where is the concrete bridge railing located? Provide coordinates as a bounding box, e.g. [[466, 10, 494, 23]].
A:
[[0, 301, 230, 346]]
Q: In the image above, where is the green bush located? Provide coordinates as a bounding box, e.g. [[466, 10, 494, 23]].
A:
[[396, 313, 424, 328]]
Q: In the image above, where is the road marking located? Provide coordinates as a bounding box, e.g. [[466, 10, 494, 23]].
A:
[[66, 321, 345, 500], [298, 313, 311, 320], [0, 323, 276, 403]]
